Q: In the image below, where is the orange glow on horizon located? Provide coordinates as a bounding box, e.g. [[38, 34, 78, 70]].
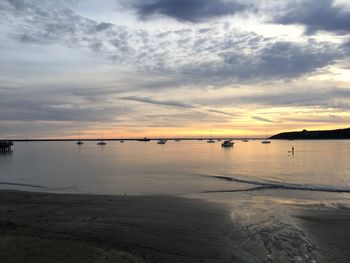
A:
[[35, 123, 350, 140]]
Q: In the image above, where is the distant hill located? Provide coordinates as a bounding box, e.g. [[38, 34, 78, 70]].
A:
[[270, 127, 350, 140]]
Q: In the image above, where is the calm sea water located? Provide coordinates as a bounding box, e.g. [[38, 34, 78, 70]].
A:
[[1, 140, 350, 201]]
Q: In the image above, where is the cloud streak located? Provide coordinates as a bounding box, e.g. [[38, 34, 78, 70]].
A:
[[119, 96, 236, 117], [252, 116, 275, 123]]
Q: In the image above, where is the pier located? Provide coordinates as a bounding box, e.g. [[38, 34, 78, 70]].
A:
[[0, 141, 13, 152]]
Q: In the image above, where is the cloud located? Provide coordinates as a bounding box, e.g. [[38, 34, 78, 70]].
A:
[[6, 0, 27, 10], [119, 96, 194, 108], [285, 115, 348, 123], [206, 109, 236, 117], [131, 0, 248, 23], [0, 88, 130, 123], [1, 0, 344, 86], [94, 22, 113, 32], [273, 0, 350, 34], [1, 0, 350, 137], [252, 116, 275, 123], [185, 39, 341, 84], [194, 87, 350, 110], [119, 96, 236, 117]]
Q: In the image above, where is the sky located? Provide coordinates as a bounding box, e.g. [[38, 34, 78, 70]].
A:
[[1, 0, 350, 138]]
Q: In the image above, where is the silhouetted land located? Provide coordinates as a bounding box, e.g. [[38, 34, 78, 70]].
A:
[[270, 127, 350, 140]]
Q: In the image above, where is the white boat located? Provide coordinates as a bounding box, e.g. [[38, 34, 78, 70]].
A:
[[97, 131, 106, 146], [157, 139, 166, 144], [261, 131, 271, 144], [221, 140, 234, 147], [207, 139, 215, 143]]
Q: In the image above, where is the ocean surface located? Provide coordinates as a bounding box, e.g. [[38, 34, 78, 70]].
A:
[[1, 139, 350, 202]]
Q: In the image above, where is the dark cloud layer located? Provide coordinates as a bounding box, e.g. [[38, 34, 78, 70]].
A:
[[182, 39, 342, 84], [274, 0, 350, 34], [131, 0, 248, 23]]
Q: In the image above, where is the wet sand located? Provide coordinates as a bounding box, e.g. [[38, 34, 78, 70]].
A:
[[0, 190, 233, 263], [1, 190, 350, 262], [294, 204, 350, 263]]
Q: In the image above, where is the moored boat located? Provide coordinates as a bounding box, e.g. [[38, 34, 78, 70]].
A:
[[221, 140, 234, 147], [157, 139, 166, 144]]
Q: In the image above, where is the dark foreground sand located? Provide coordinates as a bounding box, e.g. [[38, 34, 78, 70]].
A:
[[1, 190, 350, 263], [0, 190, 233, 263]]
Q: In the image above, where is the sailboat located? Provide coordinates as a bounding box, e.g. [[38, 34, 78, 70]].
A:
[[174, 134, 181, 142], [157, 134, 166, 144], [242, 133, 249, 142], [157, 139, 166, 144], [76, 132, 83, 145], [261, 131, 271, 144], [207, 131, 215, 143], [97, 131, 107, 146]]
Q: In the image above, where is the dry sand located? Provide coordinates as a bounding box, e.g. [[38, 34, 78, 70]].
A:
[[0, 190, 233, 263]]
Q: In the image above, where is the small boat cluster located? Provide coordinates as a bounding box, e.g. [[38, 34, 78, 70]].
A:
[[74, 137, 272, 147]]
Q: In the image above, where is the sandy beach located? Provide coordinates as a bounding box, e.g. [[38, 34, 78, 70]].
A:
[[1, 190, 350, 262], [293, 204, 350, 263], [0, 190, 233, 263]]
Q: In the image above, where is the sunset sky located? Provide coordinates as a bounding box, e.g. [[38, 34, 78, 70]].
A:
[[1, 0, 350, 138]]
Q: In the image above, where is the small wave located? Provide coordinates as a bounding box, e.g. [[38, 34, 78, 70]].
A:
[[0, 181, 80, 192], [195, 174, 350, 193]]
